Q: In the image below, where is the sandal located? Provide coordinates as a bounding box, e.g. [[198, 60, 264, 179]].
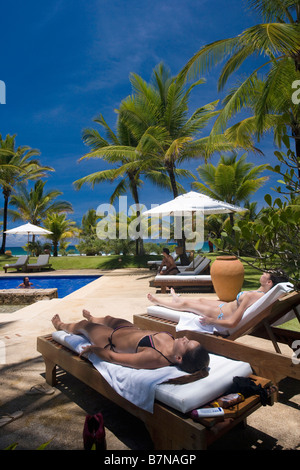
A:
[[26, 384, 55, 395]]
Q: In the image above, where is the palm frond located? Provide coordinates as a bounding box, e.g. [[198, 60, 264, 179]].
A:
[[73, 168, 121, 190]]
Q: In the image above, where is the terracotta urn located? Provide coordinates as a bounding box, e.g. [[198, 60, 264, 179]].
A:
[[210, 255, 244, 301]]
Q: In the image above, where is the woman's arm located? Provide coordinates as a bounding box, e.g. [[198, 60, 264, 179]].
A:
[[80, 345, 163, 369]]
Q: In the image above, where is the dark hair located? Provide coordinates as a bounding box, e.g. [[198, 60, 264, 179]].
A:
[[268, 270, 289, 286], [165, 345, 210, 385], [162, 248, 170, 255]]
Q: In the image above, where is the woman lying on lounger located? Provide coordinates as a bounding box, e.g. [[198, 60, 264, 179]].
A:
[[51, 311, 210, 384], [148, 271, 289, 329]]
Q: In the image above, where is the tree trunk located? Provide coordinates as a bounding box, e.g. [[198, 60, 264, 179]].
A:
[[168, 166, 189, 265], [130, 179, 144, 256], [53, 242, 58, 257], [0, 190, 10, 255], [292, 124, 300, 182]]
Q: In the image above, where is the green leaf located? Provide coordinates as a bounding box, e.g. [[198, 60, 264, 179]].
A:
[[264, 194, 272, 206]]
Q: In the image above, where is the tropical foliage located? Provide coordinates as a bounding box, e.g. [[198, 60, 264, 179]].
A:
[[43, 213, 78, 257], [8, 179, 73, 227], [179, 0, 300, 165], [193, 153, 269, 224], [0, 134, 54, 253], [214, 192, 300, 287], [74, 63, 235, 261]]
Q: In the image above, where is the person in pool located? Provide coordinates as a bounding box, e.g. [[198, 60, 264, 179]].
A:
[[147, 271, 289, 329], [18, 277, 34, 289], [51, 310, 210, 384]]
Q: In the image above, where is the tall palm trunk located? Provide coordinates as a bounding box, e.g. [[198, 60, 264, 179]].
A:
[[0, 188, 10, 254], [167, 165, 189, 265], [130, 177, 144, 256]]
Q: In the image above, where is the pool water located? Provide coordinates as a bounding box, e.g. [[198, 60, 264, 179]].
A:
[[0, 275, 101, 298]]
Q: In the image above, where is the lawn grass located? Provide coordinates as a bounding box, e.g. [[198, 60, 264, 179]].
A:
[[0, 253, 157, 271]]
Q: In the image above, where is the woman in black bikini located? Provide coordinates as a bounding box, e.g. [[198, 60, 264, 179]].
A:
[[51, 310, 209, 383]]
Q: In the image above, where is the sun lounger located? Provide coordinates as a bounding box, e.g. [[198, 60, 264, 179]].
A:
[[37, 331, 275, 450], [134, 282, 300, 383], [152, 257, 212, 293], [3, 255, 29, 273], [153, 275, 213, 293], [26, 254, 52, 272]]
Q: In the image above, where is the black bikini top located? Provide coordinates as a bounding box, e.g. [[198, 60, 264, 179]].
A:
[[136, 332, 175, 365], [105, 326, 175, 365]]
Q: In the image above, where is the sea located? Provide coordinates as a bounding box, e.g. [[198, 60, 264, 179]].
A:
[[5, 245, 80, 256], [5, 241, 210, 256]]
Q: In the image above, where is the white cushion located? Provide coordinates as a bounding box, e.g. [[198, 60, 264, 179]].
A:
[[155, 274, 212, 281], [155, 354, 252, 413]]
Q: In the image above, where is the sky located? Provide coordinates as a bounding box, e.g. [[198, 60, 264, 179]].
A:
[[0, 0, 283, 239]]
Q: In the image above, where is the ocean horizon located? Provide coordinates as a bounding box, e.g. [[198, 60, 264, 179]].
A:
[[5, 245, 80, 256], [4, 241, 210, 256]]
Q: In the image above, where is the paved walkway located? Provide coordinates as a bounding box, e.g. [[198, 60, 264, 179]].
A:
[[0, 269, 299, 450]]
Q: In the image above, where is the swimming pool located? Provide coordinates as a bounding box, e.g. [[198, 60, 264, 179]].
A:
[[0, 275, 101, 298]]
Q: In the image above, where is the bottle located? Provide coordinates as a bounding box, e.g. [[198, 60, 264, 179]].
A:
[[210, 393, 244, 409], [191, 407, 224, 419]]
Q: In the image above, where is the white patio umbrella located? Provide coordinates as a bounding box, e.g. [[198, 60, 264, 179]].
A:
[[143, 191, 246, 216], [143, 191, 246, 259], [4, 222, 53, 252]]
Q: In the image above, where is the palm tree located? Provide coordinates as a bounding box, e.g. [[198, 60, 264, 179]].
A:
[[120, 63, 236, 262], [43, 213, 78, 257], [179, 0, 300, 173], [74, 113, 151, 255], [9, 180, 73, 234], [81, 208, 98, 237], [0, 134, 54, 254], [75, 63, 235, 261], [121, 63, 234, 197], [192, 153, 269, 224]]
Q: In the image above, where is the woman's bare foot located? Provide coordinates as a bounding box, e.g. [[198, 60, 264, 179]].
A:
[[52, 314, 63, 330], [82, 309, 92, 321], [170, 288, 181, 302], [147, 293, 160, 305]]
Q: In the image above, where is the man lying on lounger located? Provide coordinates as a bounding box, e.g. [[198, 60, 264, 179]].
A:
[[148, 271, 289, 329], [51, 311, 209, 384]]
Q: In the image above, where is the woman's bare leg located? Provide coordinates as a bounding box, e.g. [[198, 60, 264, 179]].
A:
[[52, 314, 88, 335], [82, 309, 106, 324], [147, 292, 222, 316], [82, 310, 134, 329]]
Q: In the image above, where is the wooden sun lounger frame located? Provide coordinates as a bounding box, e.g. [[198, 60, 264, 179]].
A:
[[37, 333, 274, 450], [153, 276, 214, 293], [134, 290, 300, 385]]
